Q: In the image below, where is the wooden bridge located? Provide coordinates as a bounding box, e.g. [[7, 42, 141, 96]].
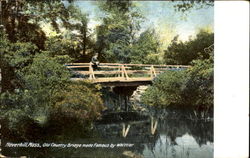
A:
[[66, 63, 190, 87]]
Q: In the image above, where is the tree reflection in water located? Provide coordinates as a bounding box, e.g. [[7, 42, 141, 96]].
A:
[[2, 115, 213, 158], [143, 134, 213, 158], [139, 118, 213, 158]]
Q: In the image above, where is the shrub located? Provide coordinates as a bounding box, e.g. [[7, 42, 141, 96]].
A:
[[142, 58, 213, 113]]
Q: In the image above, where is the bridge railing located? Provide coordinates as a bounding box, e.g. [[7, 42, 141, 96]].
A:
[[65, 63, 190, 81]]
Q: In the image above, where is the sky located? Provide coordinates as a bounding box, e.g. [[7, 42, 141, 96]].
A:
[[66, 1, 213, 48]]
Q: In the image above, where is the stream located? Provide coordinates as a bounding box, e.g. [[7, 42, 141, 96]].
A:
[[2, 114, 213, 158], [2, 87, 213, 158]]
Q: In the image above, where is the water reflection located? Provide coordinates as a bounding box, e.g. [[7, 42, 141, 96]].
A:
[[94, 117, 213, 158], [143, 134, 213, 158], [2, 116, 213, 158]]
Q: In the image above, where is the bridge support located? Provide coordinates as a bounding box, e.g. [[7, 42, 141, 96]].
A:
[[122, 123, 131, 138], [112, 86, 137, 111], [151, 116, 158, 135]]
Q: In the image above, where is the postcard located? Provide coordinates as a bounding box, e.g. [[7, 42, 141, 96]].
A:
[[0, 0, 215, 158]]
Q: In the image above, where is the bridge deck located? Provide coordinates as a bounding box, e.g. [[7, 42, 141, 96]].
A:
[[72, 77, 152, 82], [71, 77, 153, 87]]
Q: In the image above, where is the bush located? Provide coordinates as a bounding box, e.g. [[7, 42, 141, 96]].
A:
[[142, 70, 186, 108], [51, 81, 104, 123], [142, 58, 213, 113], [183, 58, 213, 110], [1, 52, 104, 140]]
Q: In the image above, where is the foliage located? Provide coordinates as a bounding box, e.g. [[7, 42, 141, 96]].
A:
[[95, 1, 163, 64], [41, 4, 95, 62], [2, 42, 37, 69], [1, 0, 95, 91], [183, 57, 213, 110], [164, 30, 214, 65], [95, 1, 144, 63], [18, 52, 70, 96], [45, 36, 79, 60], [0, 52, 104, 139], [142, 70, 187, 108], [173, 0, 214, 12], [0, 0, 215, 138], [63, 5, 96, 62], [43, 81, 104, 139], [0, 1, 105, 140], [142, 56, 213, 113], [0, 52, 70, 127], [130, 29, 162, 64], [0, 32, 38, 91], [1, 0, 83, 44], [51, 81, 104, 122]]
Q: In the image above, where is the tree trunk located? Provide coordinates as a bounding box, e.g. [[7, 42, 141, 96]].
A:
[[0, 61, 15, 92]]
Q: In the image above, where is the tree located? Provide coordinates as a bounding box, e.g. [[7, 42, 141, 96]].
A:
[[0, 52, 70, 125], [1, 52, 104, 138], [0, 0, 95, 91], [95, 0, 143, 63], [0, 0, 105, 140], [0, 0, 69, 46], [164, 30, 214, 65], [142, 49, 214, 117], [0, 32, 38, 92], [173, 0, 214, 12], [130, 29, 162, 64], [58, 4, 95, 62]]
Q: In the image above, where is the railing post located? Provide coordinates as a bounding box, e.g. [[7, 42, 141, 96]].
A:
[[150, 65, 156, 78], [150, 66, 153, 78], [89, 63, 92, 79], [122, 65, 129, 80], [89, 63, 95, 79], [118, 66, 121, 77], [121, 65, 124, 78]]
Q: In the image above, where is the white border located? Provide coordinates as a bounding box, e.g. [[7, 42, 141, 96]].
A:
[[214, 1, 249, 158]]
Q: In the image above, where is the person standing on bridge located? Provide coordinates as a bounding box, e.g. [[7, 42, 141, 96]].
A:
[[91, 53, 100, 70]]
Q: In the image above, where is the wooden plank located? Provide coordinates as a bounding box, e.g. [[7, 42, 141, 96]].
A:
[[67, 65, 131, 69], [71, 77, 153, 82], [66, 65, 89, 68], [98, 66, 131, 69], [73, 69, 179, 77], [74, 70, 153, 76], [155, 68, 171, 70], [66, 63, 191, 68], [66, 63, 90, 66], [75, 71, 122, 75], [124, 63, 190, 68], [99, 63, 123, 66], [93, 77, 153, 83]]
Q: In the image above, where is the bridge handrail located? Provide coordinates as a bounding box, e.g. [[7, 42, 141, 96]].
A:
[[66, 63, 190, 81], [66, 63, 190, 68]]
